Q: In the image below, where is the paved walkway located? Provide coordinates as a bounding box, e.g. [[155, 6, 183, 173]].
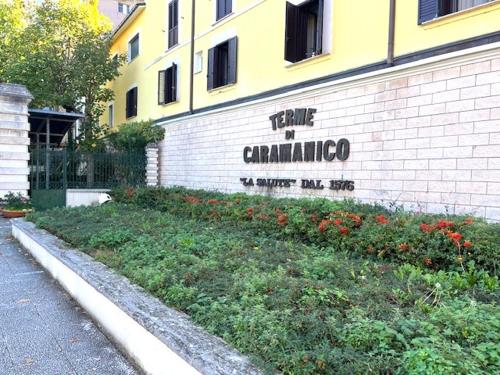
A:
[[0, 218, 138, 375]]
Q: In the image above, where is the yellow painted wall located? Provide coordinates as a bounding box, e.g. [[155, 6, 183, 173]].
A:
[[101, 0, 500, 127]]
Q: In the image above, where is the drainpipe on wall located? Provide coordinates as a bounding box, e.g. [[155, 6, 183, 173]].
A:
[[189, 0, 196, 114], [387, 0, 396, 66]]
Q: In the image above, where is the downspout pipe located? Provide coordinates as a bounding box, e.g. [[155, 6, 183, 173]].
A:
[[189, 0, 196, 114], [387, 0, 396, 66]]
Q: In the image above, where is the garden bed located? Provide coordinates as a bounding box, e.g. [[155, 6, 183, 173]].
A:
[[28, 187, 500, 375]]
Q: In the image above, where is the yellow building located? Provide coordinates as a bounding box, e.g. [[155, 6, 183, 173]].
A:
[[101, 0, 500, 222], [102, 0, 500, 126]]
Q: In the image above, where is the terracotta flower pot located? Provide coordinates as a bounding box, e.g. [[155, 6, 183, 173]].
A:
[[2, 209, 31, 218]]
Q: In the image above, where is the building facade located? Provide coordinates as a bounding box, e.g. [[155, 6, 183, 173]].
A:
[[97, 0, 140, 28], [101, 0, 500, 221]]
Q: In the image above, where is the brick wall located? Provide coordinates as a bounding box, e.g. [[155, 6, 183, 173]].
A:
[[0, 84, 32, 198], [158, 48, 500, 221]]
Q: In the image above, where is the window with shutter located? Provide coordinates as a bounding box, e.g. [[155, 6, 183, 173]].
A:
[[128, 34, 139, 61], [207, 37, 238, 90], [168, 0, 179, 48], [126, 87, 138, 118], [419, 0, 493, 23], [158, 64, 178, 105], [284, 0, 324, 63], [216, 0, 232, 21], [108, 104, 114, 126]]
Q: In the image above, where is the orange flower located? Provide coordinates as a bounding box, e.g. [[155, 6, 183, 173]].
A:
[[398, 243, 409, 252], [246, 207, 254, 218], [376, 215, 389, 225], [207, 199, 220, 205], [464, 217, 473, 225], [463, 240, 473, 248], [339, 227, 349, 235], [334, 218, 343, 226], [277, 214, 288, 226], [423, 256, 432, 266]]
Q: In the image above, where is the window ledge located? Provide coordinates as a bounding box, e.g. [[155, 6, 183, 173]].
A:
[[208, 82, 237, 94], [166, 43, 180, 53], [285, 53, 331, 70], [212, 12, 234, 26], [421, 0, 500, 28], [128, 56, 139, 64], [159, 100, 179, 107]]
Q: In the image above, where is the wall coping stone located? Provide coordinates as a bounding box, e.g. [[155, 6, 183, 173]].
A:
[[0, 83, 33, 102]]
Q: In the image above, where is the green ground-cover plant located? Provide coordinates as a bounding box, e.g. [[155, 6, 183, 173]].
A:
[[29, 202, 499, 375], [111, 187, 499, 273]]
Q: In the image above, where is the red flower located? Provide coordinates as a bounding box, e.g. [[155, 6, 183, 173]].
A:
[[463, 240, 473, 248], [207, 199, 220, 205], [398, 243, 409, 252], [184, 195, 201, 204], [464, 217, 473, 225], [420, 223, 434, 233], [339, 227, 349, 235], [246, 207, 254, 218], [448, 232, 462, 241], [437, 219, 454, 229], [376, 215, 389, 225], [423, 256, 432, 266], [319, 219, 330, 233], [347, 213, 362, 226], [277, 214, 288, 226], [334, 218, 343, 226], [257, 213, 269, 221]]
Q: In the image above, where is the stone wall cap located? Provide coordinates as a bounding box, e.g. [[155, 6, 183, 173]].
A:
[[0, 83, 33, 101]]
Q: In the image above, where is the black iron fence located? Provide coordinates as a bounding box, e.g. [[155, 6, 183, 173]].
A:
[[30, 149, 147, 190]]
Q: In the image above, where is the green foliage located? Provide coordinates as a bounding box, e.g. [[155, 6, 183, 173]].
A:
[[1, 192, 31, 211], [29, 203, 499, 375], [0, 0, 125, 145], [105, 120, 165, 151], [111, 187, 500, 273]]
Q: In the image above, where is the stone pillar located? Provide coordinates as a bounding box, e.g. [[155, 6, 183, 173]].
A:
[[0, 84, 32, 198], [145, 144, 159, 187]]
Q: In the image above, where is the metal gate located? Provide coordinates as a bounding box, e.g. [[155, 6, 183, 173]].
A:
[[30, 149, 147, 210]]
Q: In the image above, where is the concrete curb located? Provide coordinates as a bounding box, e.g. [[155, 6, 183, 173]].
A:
[[11, 219, 262, 375]]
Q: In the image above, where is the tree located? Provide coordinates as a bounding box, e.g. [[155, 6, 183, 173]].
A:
[[0, 0, 125, 146]]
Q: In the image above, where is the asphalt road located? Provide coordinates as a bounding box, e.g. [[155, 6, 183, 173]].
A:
[[0, 218, 139, 375]]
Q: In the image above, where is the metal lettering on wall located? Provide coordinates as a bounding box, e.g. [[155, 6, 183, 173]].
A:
[[241, 108, 355, 191]]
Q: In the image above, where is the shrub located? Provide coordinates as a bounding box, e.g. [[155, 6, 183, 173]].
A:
[[111, 187, 499, 273]]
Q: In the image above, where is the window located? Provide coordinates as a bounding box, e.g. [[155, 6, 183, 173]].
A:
[[440, 0, 493, 15], [128, 33, 139, 62], [216, 0, 232, 21], [284, 0, 324, 63], [207, 37, 237, 90], [118, 3, 130, 14], [419, 0, 493, 23], [168, 0, 179, 48], [108, 104, 114, 126], [126, 87, 138, 118], [194, 51, 203, 74], [158, 64, 177, 105]]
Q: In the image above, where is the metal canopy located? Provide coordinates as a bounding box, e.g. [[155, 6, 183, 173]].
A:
[[28, 109, 84, 149]]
